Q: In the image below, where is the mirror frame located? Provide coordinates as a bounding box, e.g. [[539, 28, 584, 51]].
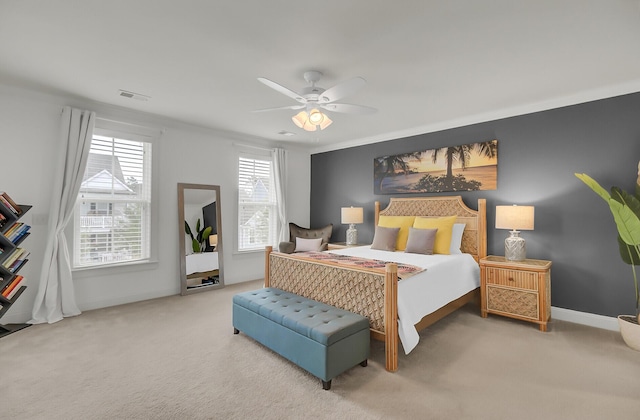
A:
[[178, 183, 224, 295]]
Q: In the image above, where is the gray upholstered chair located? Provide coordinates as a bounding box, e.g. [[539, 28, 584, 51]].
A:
[[278, 223, 333, 253]]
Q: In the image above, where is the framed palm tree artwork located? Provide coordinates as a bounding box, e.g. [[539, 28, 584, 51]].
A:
[[374, 140, 498, 194]]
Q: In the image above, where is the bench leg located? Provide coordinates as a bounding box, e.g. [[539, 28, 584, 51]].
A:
[[322, 380, 332, 390], [360, 359, 367, 367], [233, 328, 239, 334]]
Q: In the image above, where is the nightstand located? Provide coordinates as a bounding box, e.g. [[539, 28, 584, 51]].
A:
[[479, 255, 552, 331], [327, 242, 364, 250]]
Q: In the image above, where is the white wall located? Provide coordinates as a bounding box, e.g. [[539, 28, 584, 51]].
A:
[[0, 84, 310, 323]]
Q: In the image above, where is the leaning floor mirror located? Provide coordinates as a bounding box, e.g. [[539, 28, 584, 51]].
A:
[[178, 183, 224, 295]]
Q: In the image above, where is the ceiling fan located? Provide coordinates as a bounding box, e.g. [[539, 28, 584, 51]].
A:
[[254, 70, 377, 131]]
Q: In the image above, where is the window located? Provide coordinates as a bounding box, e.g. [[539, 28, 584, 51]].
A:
[[237, 152, 277, 252], [73, 130, 153, 268]]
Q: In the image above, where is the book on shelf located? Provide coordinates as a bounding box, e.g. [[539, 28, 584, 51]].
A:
[[14, 225, 30, 242], [7, 223, 30, 243], [6, 283, 24, 299], [2, 248, 22, 267], [10, 260, 27, 274], [0, 196, 16, 215], [0, 197, 19, 216], [4, 222, 24, 239], [0, 192, 22, 215], [2, 247, 26, 269], [2, 275, 24, 298], [8, 252, 29, 272], [2, 274, 22, 295], [0, 212, 6, 229]]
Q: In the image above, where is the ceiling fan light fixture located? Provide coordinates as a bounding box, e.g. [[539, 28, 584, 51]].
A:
[[292, 111, 312, 130], [257, 70, 375, 132], [308, 108, 324, 124], [291, 110, 332, 131], [317, 113, 332, 130]]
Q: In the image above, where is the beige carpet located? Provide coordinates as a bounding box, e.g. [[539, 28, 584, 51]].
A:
[[2, 279, 639, 420]]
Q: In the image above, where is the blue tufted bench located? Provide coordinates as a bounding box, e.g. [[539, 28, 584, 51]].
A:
[[233, 287, 370, 390]]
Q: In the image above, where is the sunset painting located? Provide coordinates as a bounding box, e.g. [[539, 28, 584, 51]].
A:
[[374, 140, 498, 194]]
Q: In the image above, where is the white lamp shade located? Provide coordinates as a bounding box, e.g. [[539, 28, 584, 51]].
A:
[[341, 207, 363, 224], [292, 109, 332, 131], [208, 234, 218, 246], [495, 205, 535, 231]]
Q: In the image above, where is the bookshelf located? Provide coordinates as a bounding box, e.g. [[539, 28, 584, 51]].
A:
[[0, 192, 32, 338]]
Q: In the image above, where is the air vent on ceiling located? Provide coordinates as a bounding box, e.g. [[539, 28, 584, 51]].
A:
[[118, 89, 150, 101], [278, 130, 296, 137]]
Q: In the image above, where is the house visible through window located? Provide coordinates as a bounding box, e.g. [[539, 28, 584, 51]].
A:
[[237, 153, 277, 252], [73, 132, 152, 268]]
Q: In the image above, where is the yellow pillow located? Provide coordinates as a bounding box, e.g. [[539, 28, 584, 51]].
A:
[[377, 216, 416, 251], [413, 216, 457, 254]]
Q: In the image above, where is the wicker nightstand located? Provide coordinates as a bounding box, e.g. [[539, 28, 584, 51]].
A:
[[480, 255, 552, 331]]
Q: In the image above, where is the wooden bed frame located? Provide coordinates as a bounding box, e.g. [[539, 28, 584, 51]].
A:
[[265, 196, 486, 372]]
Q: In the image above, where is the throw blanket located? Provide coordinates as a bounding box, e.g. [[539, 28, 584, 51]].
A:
[[292, 251, 425, 279]]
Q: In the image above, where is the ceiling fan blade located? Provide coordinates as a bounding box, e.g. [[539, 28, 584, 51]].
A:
[[321, 103, 377, 115], [257, 77, 305, 103], [318, 77, 366, 103], [252, 104, 305, 113]]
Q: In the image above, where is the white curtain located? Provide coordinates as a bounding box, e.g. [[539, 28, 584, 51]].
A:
[[272, 148, 288, 243], [30, 107, 95, 324]]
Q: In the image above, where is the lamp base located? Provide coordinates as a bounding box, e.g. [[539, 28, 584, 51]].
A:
[[346, 224, 358, 245], [504, 230, 526, 261]]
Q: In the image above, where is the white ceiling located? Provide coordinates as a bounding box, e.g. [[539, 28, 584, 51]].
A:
[[2, 0, 640, 153]]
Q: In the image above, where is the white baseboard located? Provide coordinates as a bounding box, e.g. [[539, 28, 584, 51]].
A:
[[4, 300, 620, 332], [0, 287, 179, 325], [552, 306, 619, 331], [78, 287, 178, 313]]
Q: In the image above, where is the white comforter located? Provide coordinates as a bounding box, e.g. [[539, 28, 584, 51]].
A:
[[185, 252, 219, 275], [328, 246, 480, 354]]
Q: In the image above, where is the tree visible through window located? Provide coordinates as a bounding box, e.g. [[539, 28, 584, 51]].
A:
[[237, 154, 277, 252], [73, 133, 152, 268]]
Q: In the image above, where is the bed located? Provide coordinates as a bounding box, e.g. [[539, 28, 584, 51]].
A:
[[186, 251, 219, 279], [264, 195, 486, 372]]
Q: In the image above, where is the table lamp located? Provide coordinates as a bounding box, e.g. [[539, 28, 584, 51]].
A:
[[341, 206, 363, 245], [495, 205, 534, 261], [208, 234, 218, 251]]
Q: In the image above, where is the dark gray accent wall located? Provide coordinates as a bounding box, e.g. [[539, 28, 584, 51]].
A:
[[311, 92, 640, 318]]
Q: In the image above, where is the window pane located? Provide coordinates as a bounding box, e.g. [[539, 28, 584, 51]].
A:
[[238, 155, 277, 251], [74, 134, 151, 268]]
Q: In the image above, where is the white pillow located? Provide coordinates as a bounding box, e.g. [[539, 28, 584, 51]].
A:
[[449, 223, 465, 254], [295, 237, 323, 252]]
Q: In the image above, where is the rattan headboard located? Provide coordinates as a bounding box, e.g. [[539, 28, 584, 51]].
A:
[[375, 196, 487, 261]]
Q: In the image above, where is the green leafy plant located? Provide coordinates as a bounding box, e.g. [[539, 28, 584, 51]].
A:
[[575, 165, 640, 323], [184, 218, 212, 253], [415, 173, 482, 192]]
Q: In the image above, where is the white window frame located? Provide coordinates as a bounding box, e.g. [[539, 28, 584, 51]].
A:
[[69, 119, 160, 271], [236, 149, 278, 253]]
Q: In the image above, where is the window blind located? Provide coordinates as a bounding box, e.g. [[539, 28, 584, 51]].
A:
[[237, 155, 277, 251], [73, 134, 152, 268]]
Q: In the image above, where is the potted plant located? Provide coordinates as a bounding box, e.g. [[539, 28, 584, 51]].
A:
[[575, 163, 640, 351], [184, 218, 212, 253]]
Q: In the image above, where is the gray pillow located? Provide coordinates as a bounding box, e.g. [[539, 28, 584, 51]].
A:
[[371, 226, 400, 251], [405, 227, 437, 255]]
